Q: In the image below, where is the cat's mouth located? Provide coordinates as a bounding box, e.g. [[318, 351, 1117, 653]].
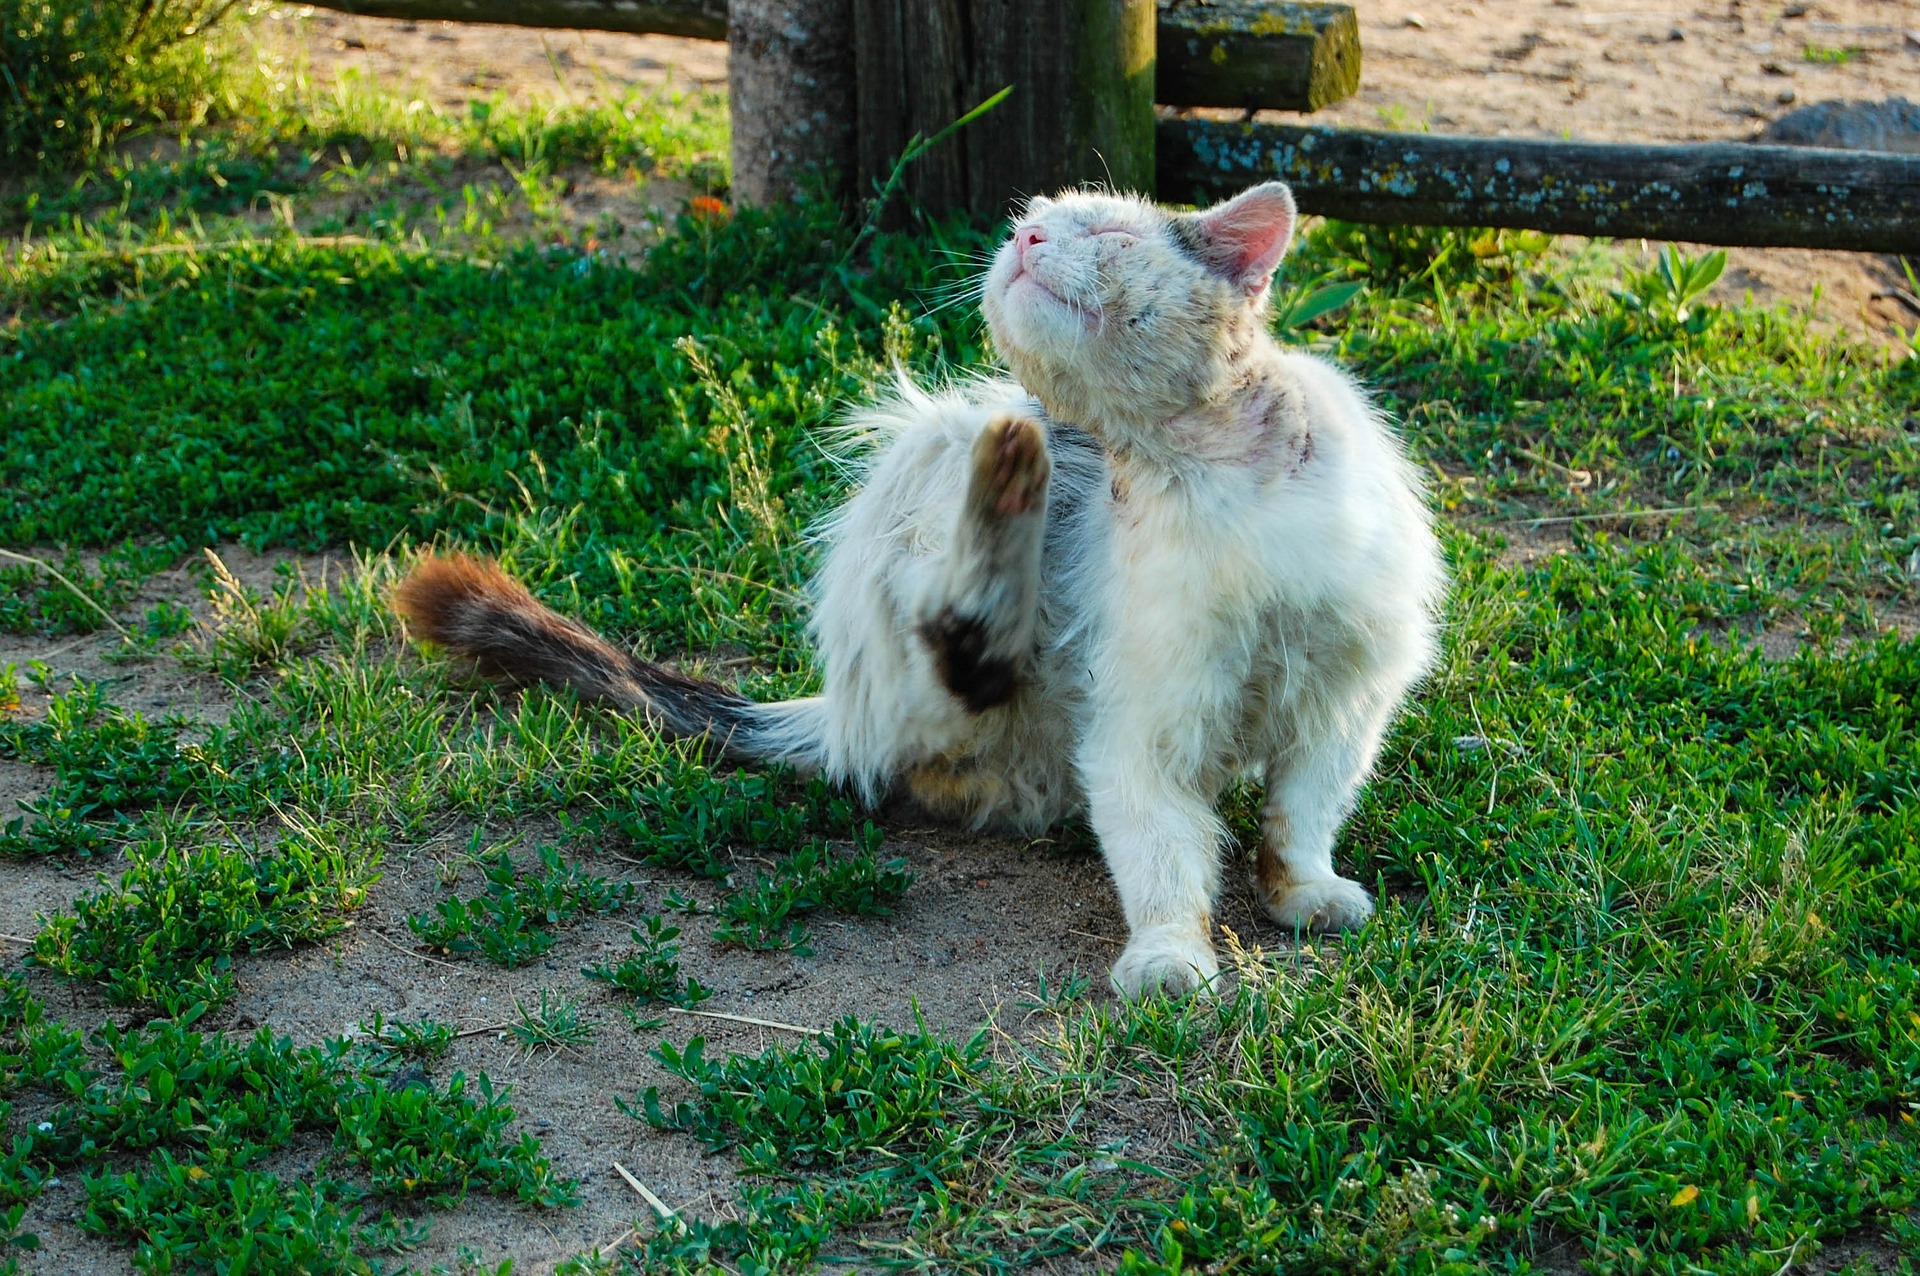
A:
[[1007, 266, 1098, 327], [1009, 264, 1062, 301]]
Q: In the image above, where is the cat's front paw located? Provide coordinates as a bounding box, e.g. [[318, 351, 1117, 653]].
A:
[[1110, 922, 1220, 999], [1262, 875, 1375, 933]]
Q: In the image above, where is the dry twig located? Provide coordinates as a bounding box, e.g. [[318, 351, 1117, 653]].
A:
[[667, 1006, 822, 1035], [0, 548, 133, 639], [1505, 503, 1718, 527], [368, 926, 465, 970], [612, 1160, 686, 1232]]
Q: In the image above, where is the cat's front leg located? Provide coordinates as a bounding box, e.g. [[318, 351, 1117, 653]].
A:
[[1081, 755, 1225, 997], [1255, 720, 1386, 933]]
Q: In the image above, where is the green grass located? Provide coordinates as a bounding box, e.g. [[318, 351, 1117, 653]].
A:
[[34, 814, 382, 1014], [508, 989, 597, 1058], [3, 16, 1920, 1270], [583, 915, 713, 1011]]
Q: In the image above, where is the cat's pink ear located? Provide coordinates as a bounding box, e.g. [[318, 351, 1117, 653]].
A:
[[1187, 182, 1296, 296]]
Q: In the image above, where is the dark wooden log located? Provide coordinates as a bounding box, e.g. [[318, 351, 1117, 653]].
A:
[[728, 0, 856, 205], [852, 0, 1155, 220], [1158, 119, 1920, 252], [302, 0, 1365, 116], [1157, 1, 1359, 111], [311, 0, 727, 39]]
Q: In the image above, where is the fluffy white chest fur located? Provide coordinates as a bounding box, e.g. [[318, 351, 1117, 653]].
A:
[[396, 181, 1446, 996]]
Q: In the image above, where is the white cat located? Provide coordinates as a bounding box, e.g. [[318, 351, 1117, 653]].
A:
[[395, 181, 1445, 997]]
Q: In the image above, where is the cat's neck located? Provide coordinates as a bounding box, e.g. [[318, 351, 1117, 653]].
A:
[[1026, 326, 1308, 477]]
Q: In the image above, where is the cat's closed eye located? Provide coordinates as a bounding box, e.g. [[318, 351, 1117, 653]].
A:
[[1089, 227, 1136, 241]]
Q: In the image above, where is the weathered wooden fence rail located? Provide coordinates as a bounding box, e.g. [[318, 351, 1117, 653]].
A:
[[310, 0, 727, 39], [308, 0, 1359, 111], [1160, 120, 1920, 253]]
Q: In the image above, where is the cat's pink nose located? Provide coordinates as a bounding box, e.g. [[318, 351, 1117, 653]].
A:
[[1014, 226, 1046, 264]]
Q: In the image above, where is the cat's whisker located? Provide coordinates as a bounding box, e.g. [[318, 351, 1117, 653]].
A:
[[918, 279, 988, 318]]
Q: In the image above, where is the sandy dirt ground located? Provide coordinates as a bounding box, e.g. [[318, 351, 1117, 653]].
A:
[[278, 0, 1920, 347], [0, 552, 1190, 1274], [281, 4, 728, 102], [1311, 0, 1920, 144]]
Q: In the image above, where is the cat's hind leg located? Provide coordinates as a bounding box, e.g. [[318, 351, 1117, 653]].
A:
[[915, 413, 1052, 712]]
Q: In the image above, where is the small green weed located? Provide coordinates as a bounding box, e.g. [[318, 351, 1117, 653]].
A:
[[184, 550, 314, 682], [508, 990, 595, 1058], [438, 1249, 518, 1276], [1802, 42, 1858, 63], [589, 768, 853, 882], [1270, 276, 1365, 338], [409, 846, 635, 966], [583, 914, 712, 1008], [358, 1014, 456, 1065], [625, 1018, 1100, 1271], [711, 832, 912, 953], [82, 1158, 409, 1276], [588, 769, 908, 951], [0, 1204, 33, 1274], [639, 1021, 1000, 1174], [140, 599, 196, 640], [0, 679, 204, 856], [333, 1069, 575, 1207], [1625, 242, 1728, 325], [0, 974, 87, 1097], [0, 1011, 572, 1266]]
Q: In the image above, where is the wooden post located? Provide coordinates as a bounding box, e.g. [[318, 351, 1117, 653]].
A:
[[851, 0, 1157, 220], [728, 0, 858, 205]]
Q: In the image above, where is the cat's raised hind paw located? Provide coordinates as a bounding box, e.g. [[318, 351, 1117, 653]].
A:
[[1262, 875, 1375, 933], [1110, 922, 1220, 999], [972, 413, 1050, 520]]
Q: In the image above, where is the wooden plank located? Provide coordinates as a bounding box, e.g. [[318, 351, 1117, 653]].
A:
[[1157, 1, 1359, 111], [300, 0, 1363, 114], [1158, 119, 1920, 252], [310, 0, 727, 40], [853, 0, 1155, 220]]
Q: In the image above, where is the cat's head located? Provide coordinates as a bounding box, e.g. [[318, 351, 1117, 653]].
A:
[[980, 182, 1297, 430]]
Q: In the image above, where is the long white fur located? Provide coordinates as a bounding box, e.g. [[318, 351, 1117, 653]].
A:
[[770, 182, 1446, 996]]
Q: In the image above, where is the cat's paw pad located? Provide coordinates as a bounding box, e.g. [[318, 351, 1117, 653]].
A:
[[1262, 875, 1375, 933], [1110, 923, 1220, 999], [973, 414, 1050, 519]]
